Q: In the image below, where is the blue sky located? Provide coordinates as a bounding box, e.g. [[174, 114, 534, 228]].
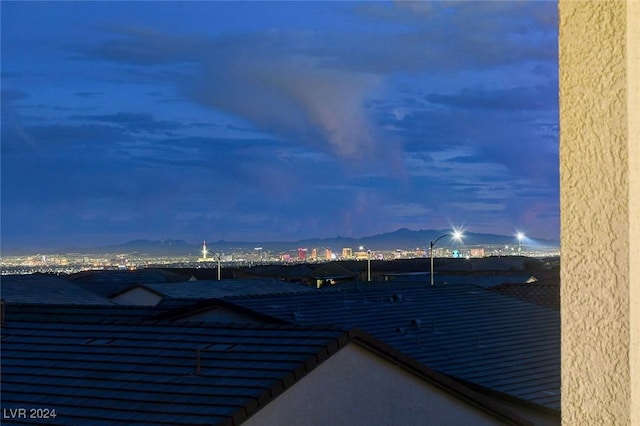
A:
[[1, 1, 558, 250]]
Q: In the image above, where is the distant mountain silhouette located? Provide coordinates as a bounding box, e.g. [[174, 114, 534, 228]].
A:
[[88, 229, 559, 255], [110, 239, 196, 255], [3, 229, 559, 256]]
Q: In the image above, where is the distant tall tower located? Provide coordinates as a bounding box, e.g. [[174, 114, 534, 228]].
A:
[[202, 241, 207, 260]]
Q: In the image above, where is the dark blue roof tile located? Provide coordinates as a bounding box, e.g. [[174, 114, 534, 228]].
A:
[[1, 318, 535, 425], [222, 283, 560, 412]]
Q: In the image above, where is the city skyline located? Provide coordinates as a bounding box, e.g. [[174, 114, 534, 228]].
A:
[[1, 1, 559, 251]]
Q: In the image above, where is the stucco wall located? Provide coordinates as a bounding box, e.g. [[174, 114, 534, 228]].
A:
[[111, 286, 162, 306], [242, 344, 505, 426], [629, 3, 640, 424], [559, 1, 639, 425]]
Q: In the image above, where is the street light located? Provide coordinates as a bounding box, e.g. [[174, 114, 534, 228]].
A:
[[200, 241, 222, 280], [209, 250, 222, 281], [430, 230, 463, 285], [359, 246, 371, 282], [215, 253, 221, 280], [516, 232, 525, 253]]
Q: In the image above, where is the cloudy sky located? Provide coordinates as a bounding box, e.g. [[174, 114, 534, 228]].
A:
[[1, 1, 558, 250]]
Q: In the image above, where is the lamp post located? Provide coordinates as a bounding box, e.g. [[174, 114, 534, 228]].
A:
[[202, 241, 222, 280], [430, 230, 463, 285], [359, 246, 371, 282], [516, 232, 525, 253], [209, 251, 222, 280]]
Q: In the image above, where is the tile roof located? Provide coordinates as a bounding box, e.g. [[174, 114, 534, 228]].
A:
[[0, 321, 341, 425], [66, 269, 189, 299], [241, 264, 316, 279], [1, 274, 114, 305], [310, 262, 358, 279], [2, 303, 170, 324], [145, 279, 316, 300], [222, 283, 561, 413], [0, 320, 531, 426], [67, 269, 187, 285], [488, 282, 560, 310], [383, 273, 534, 288]]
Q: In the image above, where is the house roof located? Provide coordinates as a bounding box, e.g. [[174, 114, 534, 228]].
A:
[[66, 269, 189, 299], [2, 303, 169, 324], [310, 262, 357, 279], [221, 283, 561, 413], [144, 279, 316, 300], [488, 282, 560, 310], [0, 274, 114, 305], [68, 269, 187, 285], [0, 319, 532, 426], [253, 264, 316, 279]]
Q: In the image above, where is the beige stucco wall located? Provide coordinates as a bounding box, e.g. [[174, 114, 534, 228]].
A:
[[111, 286, 162, 306], [242, 344, 506, 426], [629, 3, 640, 425], [559, 1, 639, 425]]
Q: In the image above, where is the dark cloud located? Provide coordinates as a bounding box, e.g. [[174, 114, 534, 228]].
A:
[[425, 85, 556, 111], [1, 1, 560, 247], [75, 1, 556, 167], [80, 26, 203, 65], [75, 91, 104, 99], [72, 112, 183, 134], [1, 89, 29, 102]]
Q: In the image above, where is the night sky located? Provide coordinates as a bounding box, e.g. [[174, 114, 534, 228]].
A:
[[1, 1, 558, 250]]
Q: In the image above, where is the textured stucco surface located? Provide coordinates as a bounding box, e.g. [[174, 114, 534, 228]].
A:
[[627, 2, 640, 424], [243, 344, 506, 426], [560, 1, 638, 425]]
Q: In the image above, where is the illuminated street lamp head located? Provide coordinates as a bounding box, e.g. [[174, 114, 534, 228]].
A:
[[516, 232, 525, 252], [452, 230, 464, 241]]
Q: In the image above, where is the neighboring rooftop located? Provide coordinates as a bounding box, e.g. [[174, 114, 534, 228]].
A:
[[0, 320, 532, 426], [67, 269, 189, 298], [221, 283, 561, 413], [0, 274, 113, 305], [0, 270, 560, 424], [2, 303, 170, 324], [68, 268, 187, 285], [144, 279, 316, 300], [488, 282, 560, 310]]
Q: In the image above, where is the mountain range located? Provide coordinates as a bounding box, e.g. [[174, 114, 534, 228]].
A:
[[6, 228, 559, 256]]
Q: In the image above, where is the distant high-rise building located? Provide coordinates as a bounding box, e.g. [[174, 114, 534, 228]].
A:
[[202, 241, 207, 260], [325, 249, 332, 260], [298, 248, 307, 261], [342, 248, 353, 259], [310, 248, 317, 260]]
